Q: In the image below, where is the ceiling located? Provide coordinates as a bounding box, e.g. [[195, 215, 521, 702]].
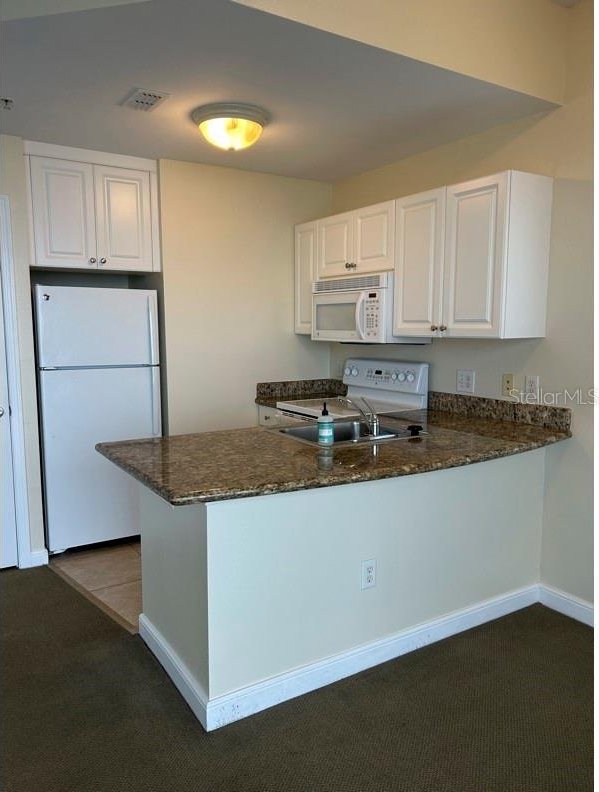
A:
[[0, 0, 557, 182], [0, 0, 150, 22]]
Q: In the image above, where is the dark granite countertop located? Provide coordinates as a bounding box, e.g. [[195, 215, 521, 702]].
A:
[[97, 403, 571, 506]]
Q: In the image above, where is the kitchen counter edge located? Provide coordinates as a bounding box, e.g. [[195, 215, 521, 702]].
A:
[[96, 420, 571, 507]]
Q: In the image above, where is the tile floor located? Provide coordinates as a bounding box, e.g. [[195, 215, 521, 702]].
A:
[[50, 540, 142, 633]]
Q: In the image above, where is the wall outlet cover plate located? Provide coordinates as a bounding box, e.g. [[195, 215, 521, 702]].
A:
[[502, 373, 515, 398]]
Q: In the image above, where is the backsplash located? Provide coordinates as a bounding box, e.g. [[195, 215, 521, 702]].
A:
[[428, 392, 571, 433], [256, 379, 347, 401], [255, 380, 571, 434]]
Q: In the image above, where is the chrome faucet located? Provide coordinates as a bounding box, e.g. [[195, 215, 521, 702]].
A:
[[337, 396, 380, 436]]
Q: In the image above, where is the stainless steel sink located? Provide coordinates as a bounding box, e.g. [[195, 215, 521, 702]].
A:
[[278, 420, 402, 446]]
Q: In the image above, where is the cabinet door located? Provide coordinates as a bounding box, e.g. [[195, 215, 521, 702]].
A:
[[443, 173, 507, 337], [30, 157, 97, 269], [317, 211, 354, 279], [393, 189, 445, 337], [295, 221, 317, 334], [94, 166, 153, 272], [354, 200, 395, 273]]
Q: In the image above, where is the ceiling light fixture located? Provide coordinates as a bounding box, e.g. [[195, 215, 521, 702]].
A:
[[191, 102, 270, 151]]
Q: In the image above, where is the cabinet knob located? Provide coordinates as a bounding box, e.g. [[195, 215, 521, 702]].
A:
[[439, 325, 447, 332], [99, 257, 107, 265], [89, 257, 97, 264], [431, 325, 438, 332], [345, 262, 351, 269]]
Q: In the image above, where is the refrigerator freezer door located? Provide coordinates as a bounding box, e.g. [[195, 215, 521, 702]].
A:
[[34, 285, 159, 368], [39, 366, 161, 552]]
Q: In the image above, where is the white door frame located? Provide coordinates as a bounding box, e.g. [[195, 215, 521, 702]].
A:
[[0, 195, 47, 568]]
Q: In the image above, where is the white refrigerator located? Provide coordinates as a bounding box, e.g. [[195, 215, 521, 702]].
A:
[[34, 285, 162, 553]]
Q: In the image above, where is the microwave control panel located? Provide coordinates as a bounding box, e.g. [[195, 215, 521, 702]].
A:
[[363, 292, 382, 340]]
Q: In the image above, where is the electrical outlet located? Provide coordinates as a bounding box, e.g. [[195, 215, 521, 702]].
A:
[[524, 375, 540, 402], [361, 559, 376, 590], [456, 369, 475, 394], [502, 373, 515, 398]]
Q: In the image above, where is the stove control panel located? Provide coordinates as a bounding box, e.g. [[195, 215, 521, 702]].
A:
[[342, 358, 429, 395]]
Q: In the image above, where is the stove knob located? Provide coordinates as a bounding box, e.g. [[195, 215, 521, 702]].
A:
[[344, 367, 351, 376], [397, 371, 406, 382], [407, 371, 415, 383], [351, 367, 359, 376], [391, 372, 398, 381]]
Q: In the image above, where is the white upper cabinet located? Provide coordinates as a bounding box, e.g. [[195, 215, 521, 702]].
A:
[[443, 173, 508, 337], [316, 201, 394, 279], [354, 202, 395, 273], [443, 171, 553, 338], [30, 157, 97, 270], [392, 171, 552, 340], [94, 166, 153, 272], [27, 143, 160, 273], [393, 188, 445, 337], [317, 211, 354, 279], [295, 221, 317, 335]]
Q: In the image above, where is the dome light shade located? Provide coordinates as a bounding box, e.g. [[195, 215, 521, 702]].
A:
[[191, 103, 270, 151]]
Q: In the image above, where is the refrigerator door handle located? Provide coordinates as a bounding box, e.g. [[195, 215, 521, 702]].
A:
[[150, 367, 162, 436], [147, 295, 159, 365]]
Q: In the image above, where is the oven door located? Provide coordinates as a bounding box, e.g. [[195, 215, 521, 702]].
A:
[[312, 290, 367, 342]]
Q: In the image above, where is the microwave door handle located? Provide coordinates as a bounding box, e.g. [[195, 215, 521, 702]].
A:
[[355, 292, 366, 340]]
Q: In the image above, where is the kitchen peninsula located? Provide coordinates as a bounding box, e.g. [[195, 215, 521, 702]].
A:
[[97, 395, 570, 731]]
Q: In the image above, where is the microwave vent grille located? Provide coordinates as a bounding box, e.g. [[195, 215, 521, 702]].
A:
[[314, 274, 384, 293]]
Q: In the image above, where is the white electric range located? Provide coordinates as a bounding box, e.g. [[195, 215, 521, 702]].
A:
[[276, 358, 429, 420]]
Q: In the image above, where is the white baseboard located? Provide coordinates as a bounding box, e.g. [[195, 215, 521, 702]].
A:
[[18, 548, 49, 568], [538, 583, 594, 627], [139, 614, 209, 730], [140, 585, 538, 731], [141, 585, 592, 731]]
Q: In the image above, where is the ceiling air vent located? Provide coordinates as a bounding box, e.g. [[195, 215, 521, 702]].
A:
[[121, 88, 170, 112]]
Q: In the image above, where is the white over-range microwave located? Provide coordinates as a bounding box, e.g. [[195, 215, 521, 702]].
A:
[[311, 273, 431, 344]]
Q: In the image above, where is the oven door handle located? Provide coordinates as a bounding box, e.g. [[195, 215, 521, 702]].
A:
[[355, 292, 366, 340]]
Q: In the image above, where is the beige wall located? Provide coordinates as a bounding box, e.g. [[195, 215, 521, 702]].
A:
[[329, 0, 593, 603], [159, 159, 331, 434], [0, 135, 45, 554], [234, 0, 568, 103], [207, 450, 544, 696], [332, 2, 591, 211]]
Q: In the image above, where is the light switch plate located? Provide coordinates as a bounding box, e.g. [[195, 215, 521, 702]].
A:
[[456, 369, 475, 394], [524, 375, 540, 401]]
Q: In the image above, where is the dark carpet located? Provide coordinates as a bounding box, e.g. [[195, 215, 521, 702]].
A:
[[1, 568, 593, 792]]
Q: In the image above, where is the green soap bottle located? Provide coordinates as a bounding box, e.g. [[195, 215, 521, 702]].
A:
[[317, 402, 334, 445]]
